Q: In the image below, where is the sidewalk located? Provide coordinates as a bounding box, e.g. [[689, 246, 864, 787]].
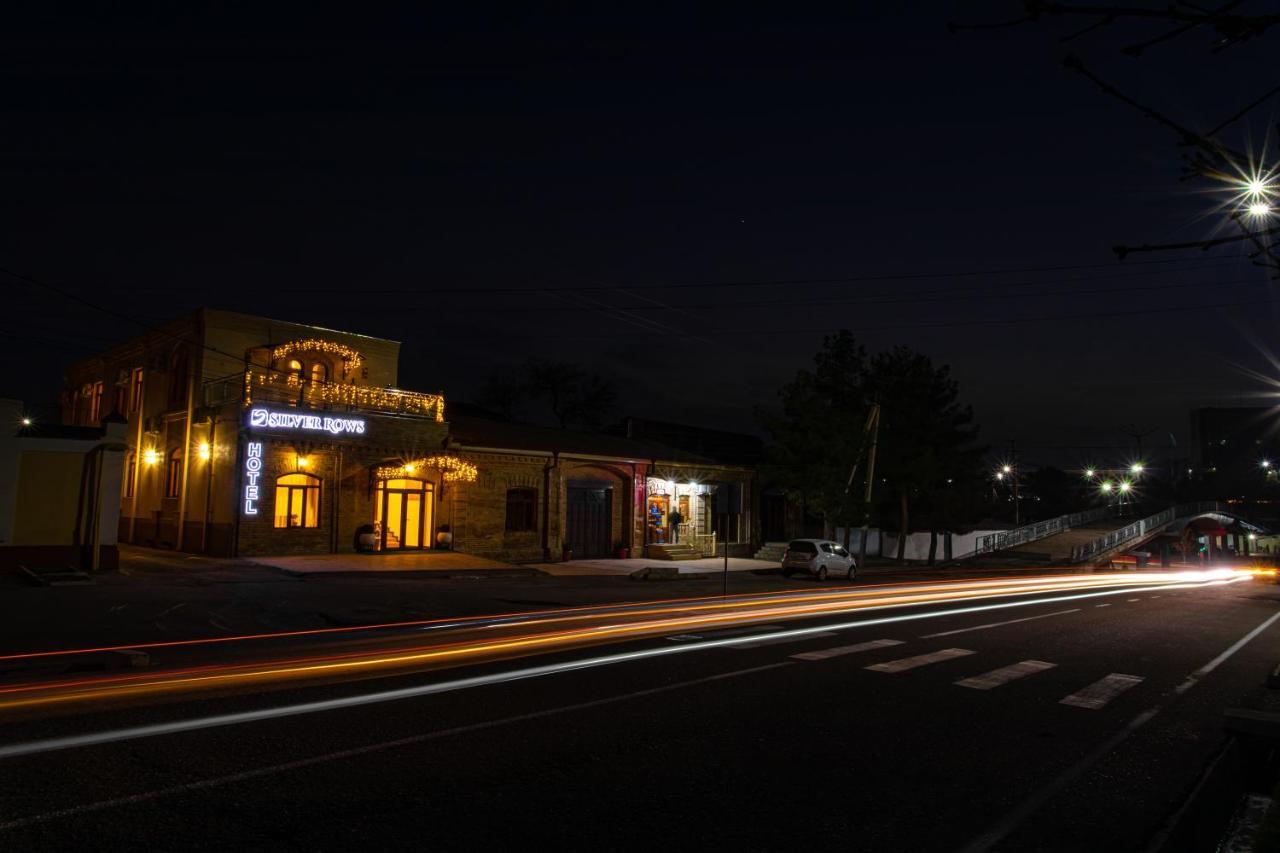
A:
[[534, 557, 778, 577], [249, 551, 532, 576]]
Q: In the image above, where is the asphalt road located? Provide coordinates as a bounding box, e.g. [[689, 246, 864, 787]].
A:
[[2, 572, 1278, 851]]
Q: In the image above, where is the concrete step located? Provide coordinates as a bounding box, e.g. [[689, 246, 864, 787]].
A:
[[754, 542, 788, 561], [644, 544, 703, 561]]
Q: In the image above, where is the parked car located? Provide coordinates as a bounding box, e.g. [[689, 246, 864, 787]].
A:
[[780, 539, 857, 580]]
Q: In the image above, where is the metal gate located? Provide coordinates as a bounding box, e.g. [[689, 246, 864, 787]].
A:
[[567, 486, 611, 559]]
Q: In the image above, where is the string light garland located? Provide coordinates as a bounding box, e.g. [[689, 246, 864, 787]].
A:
[[376, 455, 478, 482], [244, 371, 445, 421], [270, 339, 364, 374]]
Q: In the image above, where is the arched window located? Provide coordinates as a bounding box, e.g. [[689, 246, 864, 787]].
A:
[[275, 473, 321, 528], [505, 487, 537, 532], [309, 362, 328, 384], [165, 448, 183, 498], [169, 348, 189, 406], [285, 359, 303, 377], [123, 452, 136, 498]]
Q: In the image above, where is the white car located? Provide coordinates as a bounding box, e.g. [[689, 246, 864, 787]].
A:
[[780, 539, 857, 580]]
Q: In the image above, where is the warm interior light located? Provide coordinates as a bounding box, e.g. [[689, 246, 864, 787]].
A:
[[198, 441, 211, 461], [143, 448, 160, 466], [297, 455, 309, 469]]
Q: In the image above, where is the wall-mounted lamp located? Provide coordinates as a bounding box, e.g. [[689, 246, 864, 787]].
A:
[[143, 448, 160, 466]]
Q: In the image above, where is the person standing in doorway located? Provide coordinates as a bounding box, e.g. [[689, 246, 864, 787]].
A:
[[668, 507, 683, 544]]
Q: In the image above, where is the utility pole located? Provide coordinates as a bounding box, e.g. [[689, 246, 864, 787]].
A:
[[1010, 439, 1020, 527], [844, 403, 881, 568]]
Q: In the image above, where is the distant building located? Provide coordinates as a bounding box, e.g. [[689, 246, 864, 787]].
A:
[[1189, 407, 1280, 498], [57, 309, 762, 562], [0, 399, 126, 571]]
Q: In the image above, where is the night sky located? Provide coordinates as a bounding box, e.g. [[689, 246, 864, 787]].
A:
[[3, 5, 1276, 467]]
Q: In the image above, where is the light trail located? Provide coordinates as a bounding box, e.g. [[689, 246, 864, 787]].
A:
[[0, 569, 1237, 663], [0, 571, 1244, 715], [0, 574, 1248, 761]]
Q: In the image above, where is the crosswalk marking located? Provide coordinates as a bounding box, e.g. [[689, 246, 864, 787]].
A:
[[866, 648, 975, 673], [1059, 673, 1144, 709], [955, 660, 1056, 690], [790, 639, 904, 661], [729, 631, 836, 649]]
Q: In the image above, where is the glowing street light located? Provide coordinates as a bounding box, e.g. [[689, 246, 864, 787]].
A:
[[1118, 480, 1132, 493], [1100, 481, 1114, 493], [1247, 202, 1273, 218], [1084, 468, 1096, 479], [1130, 462, 1144, 475], [198, 441, 211, 462], [1263, 460, 1272, 470]]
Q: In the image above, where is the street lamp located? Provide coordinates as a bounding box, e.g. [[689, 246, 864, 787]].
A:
[[1084, 468, 1096, 479], [1100, 481, 1113, 493], [1129, 462, 1144, 476], [1118, 480, 1132, 493]]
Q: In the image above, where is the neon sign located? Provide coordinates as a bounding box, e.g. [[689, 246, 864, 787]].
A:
[[247, 407, 367, 436], [244, 441, 263, 516]]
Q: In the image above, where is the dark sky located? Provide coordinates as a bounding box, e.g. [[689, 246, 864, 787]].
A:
[[3, 5, 1277, 468]]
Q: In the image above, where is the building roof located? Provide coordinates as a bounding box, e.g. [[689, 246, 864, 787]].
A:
[[445, 406, 744, 469]]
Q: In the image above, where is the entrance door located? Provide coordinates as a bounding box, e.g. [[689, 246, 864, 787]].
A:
[[762, 493, 787, 542], [377, 478, 433, 550], [567, 486, 611, 558]]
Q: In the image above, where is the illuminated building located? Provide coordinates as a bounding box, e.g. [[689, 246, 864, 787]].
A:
[[60, 309, 763, 561]]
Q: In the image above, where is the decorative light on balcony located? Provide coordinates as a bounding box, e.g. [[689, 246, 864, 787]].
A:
[[270, 339, 364, 374], [243, 370, 445, 421]]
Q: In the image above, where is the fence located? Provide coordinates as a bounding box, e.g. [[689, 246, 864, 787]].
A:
[[1068, 501, 1228, 563], [974, 505, 1118, 555]]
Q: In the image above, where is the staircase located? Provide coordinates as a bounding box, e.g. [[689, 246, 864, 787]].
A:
[[753, 542, 788, 562], [645, 543, 702, 561]]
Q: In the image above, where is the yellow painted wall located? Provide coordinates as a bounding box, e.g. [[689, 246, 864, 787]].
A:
[[13, 451, 84, 545]]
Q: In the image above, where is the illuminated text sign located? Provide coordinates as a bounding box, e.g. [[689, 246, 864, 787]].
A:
[[244, 441, 263, 516], [248, 407, 367, 436]]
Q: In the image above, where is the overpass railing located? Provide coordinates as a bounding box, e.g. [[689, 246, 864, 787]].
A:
[[974, 505, 1119, 555], [1068, 501, 1228, 563]]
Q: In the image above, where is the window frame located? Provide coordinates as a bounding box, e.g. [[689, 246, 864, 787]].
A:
[[309, 362, 328, 384], [124, 452, 136, 498], [165, 448, 183, 498], [129, 367, 144, 412], [89, 381, 104, 423], [504, 487, 538, 533], [274, 472, 322, 529]]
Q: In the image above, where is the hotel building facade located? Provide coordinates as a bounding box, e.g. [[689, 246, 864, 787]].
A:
[[61, 309, 759, 561]]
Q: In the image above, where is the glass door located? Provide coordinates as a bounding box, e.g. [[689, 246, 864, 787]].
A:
[[377, 479, 433, 550]]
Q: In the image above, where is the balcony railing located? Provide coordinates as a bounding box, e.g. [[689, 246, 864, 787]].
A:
[[205, 370, 445, 421]]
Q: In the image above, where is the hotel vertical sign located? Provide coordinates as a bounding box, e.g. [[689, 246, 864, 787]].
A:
[[244, 441, 263, 515]]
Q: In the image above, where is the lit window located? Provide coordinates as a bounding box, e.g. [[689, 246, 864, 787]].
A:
[[274, 473, 320, 528], [165, 448, 183, 498], [130, 368, 144, 412], [505, 488, 537, 532], [309, 362, 328, 383], [285, 359, 303, 377], [90, 381, 104, 423], [124, 453, 136, 498]]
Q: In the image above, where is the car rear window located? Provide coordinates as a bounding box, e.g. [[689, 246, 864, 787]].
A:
[[787, 541, 817, 554]]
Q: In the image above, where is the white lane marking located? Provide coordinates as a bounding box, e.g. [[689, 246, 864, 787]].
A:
[[730, 631, 836, 649], [866, 648, 974, 673], [1095, 603, 1111, 608], [920, 608, 1079, 638], [0, 578, 1236, 762], [0, 661, 792, 833], [1174, 607, 1280, 694], [1150, 595, 1162, 599], [955, 660, 1056, 690], [791, 639, 904, 661], [1059, 673, 1144, 709], [1127, 598, 1140, 602], [958, 607, 1280, 853]]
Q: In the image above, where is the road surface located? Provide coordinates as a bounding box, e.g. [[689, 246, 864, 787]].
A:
[[0, 569, 1276, 851]]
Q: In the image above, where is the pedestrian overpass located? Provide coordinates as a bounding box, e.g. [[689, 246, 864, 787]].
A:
[[973, 502, 1264, 566]]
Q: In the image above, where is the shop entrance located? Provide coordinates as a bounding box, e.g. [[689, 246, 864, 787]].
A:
[[376, 478, 434, 550]]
